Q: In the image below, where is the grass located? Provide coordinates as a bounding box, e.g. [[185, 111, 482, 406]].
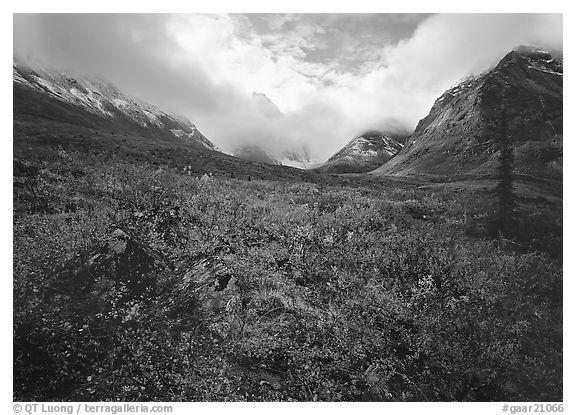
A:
[[13, 142, 562, 402]]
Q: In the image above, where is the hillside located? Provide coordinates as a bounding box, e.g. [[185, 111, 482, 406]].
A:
[[233, 145, 281, 165], [373, 47, 562, 179], [13, 61, 334, 183], [14, 150, 562, 402], [318, 132, 404, 173], [14, 60, 217, 151]]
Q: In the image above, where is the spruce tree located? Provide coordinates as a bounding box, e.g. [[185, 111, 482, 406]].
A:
[[495, 88, 516, 235]]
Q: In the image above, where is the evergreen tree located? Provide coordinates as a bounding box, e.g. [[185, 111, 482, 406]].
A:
[[495, 88, 516, 235]]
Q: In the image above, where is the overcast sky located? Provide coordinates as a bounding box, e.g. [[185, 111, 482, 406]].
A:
[[13, 13, 563, 160]]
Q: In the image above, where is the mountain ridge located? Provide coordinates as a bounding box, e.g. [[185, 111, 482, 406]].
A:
[[12, 59, 338, 183], [317, 131, 404, 173], [13, 59, 218, 152], [372, 46, 562, 179], [233, 143, 320, 170]]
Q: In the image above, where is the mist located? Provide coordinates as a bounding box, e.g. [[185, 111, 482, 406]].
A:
[[13, 13, 562, 161]]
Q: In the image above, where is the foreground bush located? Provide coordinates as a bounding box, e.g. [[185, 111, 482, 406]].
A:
[[13, 152, 562, 401]]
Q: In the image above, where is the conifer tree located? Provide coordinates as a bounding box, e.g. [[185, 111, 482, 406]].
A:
[[495, 87, 516, 235]]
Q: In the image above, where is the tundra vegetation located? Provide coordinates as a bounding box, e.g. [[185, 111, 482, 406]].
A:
[[13, 147, 562, 402]]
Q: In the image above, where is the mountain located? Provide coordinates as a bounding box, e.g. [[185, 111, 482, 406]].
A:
[[317, 132, 404, 173], [13, 59, 218, 151], [233, 145, 281, 165], [12, 60, 334, 182], [231, 93, 320, 169], [278, 145, 322, 170], [373, 46, 563, 179], [233, 142, 320, 169], [252, 92, 283, 118]]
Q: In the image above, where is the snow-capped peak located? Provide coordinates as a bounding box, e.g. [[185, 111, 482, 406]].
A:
[[14, 59, 218, 151]]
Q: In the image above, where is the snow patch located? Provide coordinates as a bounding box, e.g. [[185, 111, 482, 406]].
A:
[[13, 68, 34, 88], [143, 110, 164, 127], [279, 158, 322, 170], [445, 75, 481, 97], [111, 99, 129, 109], [170, 129, 187, 138], [171, 128, 216, 151], [32, 76, 63, 97], [14, 63, 219, 153], [527, 64, 563, 77]]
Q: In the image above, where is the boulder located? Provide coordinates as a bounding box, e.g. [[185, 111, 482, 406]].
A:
[[46, 229, 168, 312]]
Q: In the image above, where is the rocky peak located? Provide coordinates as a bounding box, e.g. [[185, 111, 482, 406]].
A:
[[374, 47, 562, 178], [493, 46, 563, 81], [318, 131, 403, 173]]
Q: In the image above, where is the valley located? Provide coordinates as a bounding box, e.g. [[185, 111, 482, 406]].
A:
[[12, 45, 563, 402]]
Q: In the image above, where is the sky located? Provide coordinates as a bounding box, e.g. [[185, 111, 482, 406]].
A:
[[13, 13, 563, 161]]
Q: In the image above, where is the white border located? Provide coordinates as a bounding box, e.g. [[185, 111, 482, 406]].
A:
[[2, 3, 572, 414]]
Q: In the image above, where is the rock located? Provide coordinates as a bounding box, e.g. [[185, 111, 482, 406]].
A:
[[168, 256, 242, 332], [107, 229, 129, 254], [46, 228, 168, 310]]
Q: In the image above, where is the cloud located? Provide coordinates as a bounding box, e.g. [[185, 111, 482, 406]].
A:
[[13, 13, 562, 162]]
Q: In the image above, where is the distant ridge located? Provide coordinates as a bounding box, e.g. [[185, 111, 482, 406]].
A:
[[317, 131, 404, 173]]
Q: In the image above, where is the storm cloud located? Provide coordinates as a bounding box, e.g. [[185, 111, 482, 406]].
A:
[[13, 13, 563, 161]]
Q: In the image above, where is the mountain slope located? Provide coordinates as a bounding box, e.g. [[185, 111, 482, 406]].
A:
[[233, 145, 281, 165], [233, 143, 320, 169], [13, 61, 335, 182], [278, 145, 322, 169], [318, 132, 404, 173], [373, 47, 563, 179], [13, 60, 218, 151]]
